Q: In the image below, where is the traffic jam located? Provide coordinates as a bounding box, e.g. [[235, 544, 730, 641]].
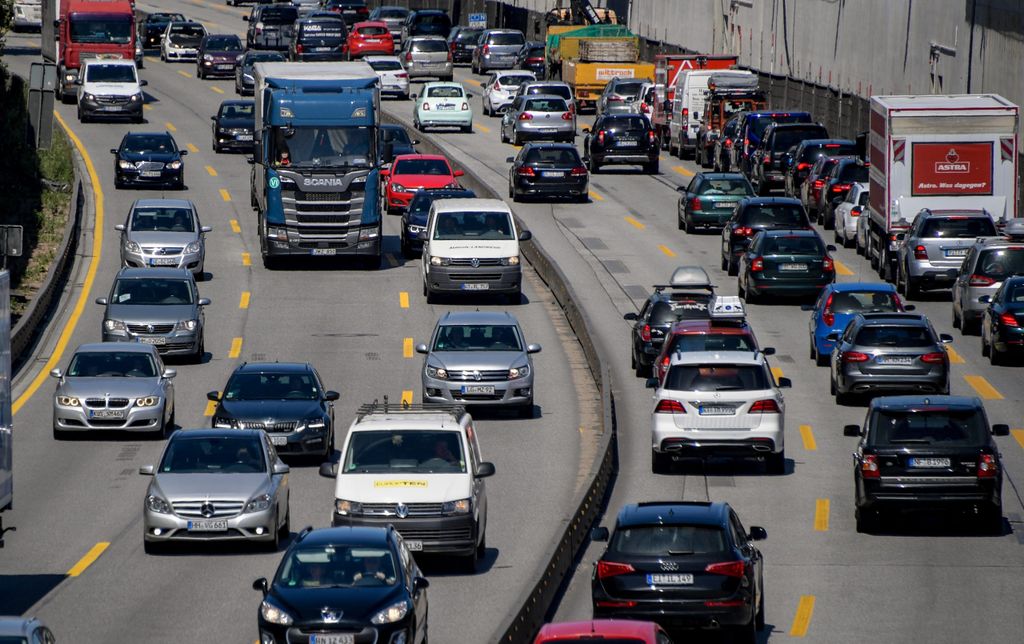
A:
[[6, 0, 1023, 642]]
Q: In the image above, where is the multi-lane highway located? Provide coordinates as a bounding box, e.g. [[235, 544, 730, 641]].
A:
[[3, 1, 1024, 642]]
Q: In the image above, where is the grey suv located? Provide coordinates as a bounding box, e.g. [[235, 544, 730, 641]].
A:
[[417, 310, 541, 417], [117, 199, 210, 278], [828, 313, 952, 405], [951, 219, 1024, 334], [596, 77, 649, 116], [471, 28, 526, 74], [896, 209, 997, 299]]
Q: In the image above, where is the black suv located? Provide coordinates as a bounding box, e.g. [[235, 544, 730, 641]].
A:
[[140, 12, 185, 49], [254, 525, 429, 644], [516, 41, 546, 75], [582, 113, 659, 174], [845, 396, 1008, 533], [112, 132, 187, 190], [447, 26, 482, 64], [625, 267, 715, 377], [245, 4, 298, 50], [591, 501, 766, 641], [208, 362, 340, 458], [784, 138, 856, 198], [750, 122, 828, 195], [719, 197, 813, 275], [289, 15, 348, 61]]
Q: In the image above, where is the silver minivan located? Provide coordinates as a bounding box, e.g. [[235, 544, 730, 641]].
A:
[[471, 28, 525, 74], [400, 35, 452, 81]]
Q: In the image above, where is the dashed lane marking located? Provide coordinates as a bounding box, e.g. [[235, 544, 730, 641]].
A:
[[799, 424, 817, 451], [672, 165, 694, 177], [403, 338, 414, 358], [624, 216, 645, 230], [399, 292, 409, 309], [475, 123, 490, 133], [964, 374, 1003, 400], [220, 189, 231, 202], [165, 122, 177, 132], [228, 337, 243, 359], [239, 292, 250, 309], [834, 260, 854, 276], [814, 499, 830, 532], [241, 252, 251, 266], [658, 244, 676, 257], [230, 219, 241, 234], [789, 595, 816, 637], [210, 86, 224, 94], [67, 542, 109, 577], [176, 70, 192, 79], [204, 399, 217, 416], [205, 165, 217, 177], [588, 190, 604, 201], [186, 143, 199, 153], [1011, 429, 1024, 451], [945, 345, 965, 364]]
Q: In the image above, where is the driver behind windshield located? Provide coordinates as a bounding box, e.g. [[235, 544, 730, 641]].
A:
[[272, 127, 372, 168]]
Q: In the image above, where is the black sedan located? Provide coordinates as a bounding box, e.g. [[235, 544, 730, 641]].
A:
[[846, 396, 1008, 533], [738, 229, 835, 303], [112, 132, 187, 190], [516, 41, 546, 76], [208, 362, 339, 458], [591, 501, 766, 641], [379, 123, 418, 164], [197, 34, 244, 79], [254, 525, 429, 644], [582, 114, 660, 174], [980, 275, 1024, 365], [676, 172, 754, 233], [211, 100, 255, 153], [401, 188, 475, 257], [140, 12, 185, 49], [235, 50, 286, 96], [507, 143, 588, 203], [719, 197, 813, 276]]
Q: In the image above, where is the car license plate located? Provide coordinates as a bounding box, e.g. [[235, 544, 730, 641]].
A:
[[646, 573, 694, 585], [149, 257, 178, 266], [99, 106, 123, 112], [699, 406, 734, 416], [270, 435, 288, 446], [461, 283, 489, 290], [236, 134, 253, 142], [909, 457, 951, 468], [541, 171, 565, 177], [877, 355, 913, 365], [945, 248, 969, 257], [187, 519, 228, 531], [315, 46, 333, 52], [137, 336, 166, 345], [438, 104, 454, 111], [461, 385, 495, 395], [405, 540, 423, 551], [311, 248, 336, 256], [216, 64, 233, 70], [90, 409, 126, 419], [616, 138, 637, 145], [312, 636, 355, 644], [779, 263, 808, 271], [140, 171, 162, 178]]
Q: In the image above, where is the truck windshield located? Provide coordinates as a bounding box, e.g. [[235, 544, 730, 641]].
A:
[[272, 126, 373, 169], [69, 14, 132, 44], [343, 430, 466, 474]]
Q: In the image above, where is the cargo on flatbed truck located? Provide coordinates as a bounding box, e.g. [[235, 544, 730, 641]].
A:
[[546, 24, 651, 111], [250, 61, 383, 269], [866, 94, 1020, 280]]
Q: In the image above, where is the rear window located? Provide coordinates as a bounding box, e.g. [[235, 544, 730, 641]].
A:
[[868, 409, 988, 447], [611, 80, 645, 96], [761, 235, 824, 256], [377, 8, 407, 18], [771, 126, 829, 151], [610, 524, 727, 556], [205, 35, 242, 50], [523, 147, 581, 165], [748, 113, 810, 138], [696, 178, 752, 196], [414, 13, 451, 27], [498, 74, 536, 87], [412, 39, 447, 52], [526, 45, 545, 56], [664, 364, 769, 391], [837, 163, 869, 182], [651, 294, 712, 323], [455, 29, 482, 42], [525, 97, 567, 112], [488, 32, 525, 46], [367, 58, 402, 71], [261, 7, 298, 23], [667, 331, 755, 353], [740, 205, 808, 227], [426, 85, 464, 98], [799, 143, 857, 162], [357, 25, 388, 35], [606, 116, 650, 132], [827, 290, 898, 314], [854, 325, 935, 347], [921, 217, 996, 238], [858, 191, 869, 207], [527, 84, 571, 100], [975, 249, 1024, 279]]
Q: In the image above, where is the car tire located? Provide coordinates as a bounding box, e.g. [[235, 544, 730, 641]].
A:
[[587, 159, 600, 173], [651, 450, 673, 475], [161, 408, 175, 438], [756, 588, 766, 630], [742, 281, 758, 303], [193, 334, 205, 364], [981, 330, 991, 357], [835, 387, 854, 406], [643, 160, 659, 174], [986, 504, 1004, 535], [952, 306, 962, 330], [989, 342, 1004, 366], [575, 192, 588, 203], [280, 506, 290, 540], [461, 124, 472, 133], [512, 131, 522, 147], [766, 450, 785, 475], [732, 615, 757, 644], [721, 254, 729, 272], [143, 539, 166, 555], [52, 426, 69, 441], [902, 268, 920, 300], [461, 544, 479, 573], [265, 516, 281, 552], [511, 188, 522, 203], [855, 508, 879, 534]]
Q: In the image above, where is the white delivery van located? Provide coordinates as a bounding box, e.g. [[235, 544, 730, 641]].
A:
[[76, 59, 146, 123], [670, 69, 755, 158]]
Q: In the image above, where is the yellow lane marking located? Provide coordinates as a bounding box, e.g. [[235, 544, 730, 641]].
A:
[[205, 165, 218, 177], [672, 165, 695, 177], [799, 424, 817, 451], [475, 123, 490, 133], [588, 190, 604, 201], [945, 345, 965, 364], [219, 189, 232, 202], [399, 292, 409, 309], [13, 112, 103, 415], [176, 70, 192, 79], [241, 252, 251, 266], [403, 338, 414, 358], [239, 292, 250, 309], [144, 56, 157, 64], [658, 244, 676, 257], [624, 216, 645, 230], [814, 499, 830, 532], [204, 399, 217, 416], [964, 374, 1003, 400], [401, 390, 413, 405], [1011, 429, 1024, 451], [834, 260, 854, 276], [228, 337, 243, 359], [211, 86, 224, 94], [143, 104, 153, 111], [771, 366, 784, 382], [229, 219, 241, 234], [186, 143, 199, 153], [165, 121, 177, 132], [789, 595, 816, 637], [67, 542, 109, 577]]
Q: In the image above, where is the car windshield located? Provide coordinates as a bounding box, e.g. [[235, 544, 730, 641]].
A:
[[275, 546, 398, 588], [130, 207, 195, 232], [921, 217, 996, 238], [260, 7, 298, 23], [412, 39, 447, 52], [67, 351, 158, 377], [171, 25, 206, 39], [357, 25, 389, 36], [432, 324, 522, 351], [271, 126, 372, 168], [432, 211, 514, 241], [221, 103, 255, 119], [426, 86, 464, 98], [854, 325, 934, 347], [869, 409, 988, 446], [343, 430, 466, 474], [111, 278, 193, 305], [488, 32, 524, 46], [525, 98, 567, 112], [223, 372, 321, 401], [829, 290, 898, 314], [610, 524, 727, 556], [69, 14, 132, 43], [85, 64, 136, 83], [394, 158, 450, 175], [606, 116, 650, 132], [206, 35, 242, 50], [761, 235, 824, 256], [158, 436, 266, 473], [742, 205, 807, 227], [697, 178, 752, 196], [976, 249, 1024, 279], [667, 331, 755, 353], [523, 148, 581, 165], [150, 13, 185, 25], [664, 364, 769, 391], [368, 58, 403, 71], [122, 135, 175, 154], [749, 113, 809, 138]]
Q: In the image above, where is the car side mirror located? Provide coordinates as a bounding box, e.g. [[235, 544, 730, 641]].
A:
[[413, 576, 430, 591], [581, 126, 590, 133], [590, 526, 609, 542], [826, 244, 837, 252], [843, 424, 862, 437], [50, 368, 63, 379], [95, 297, 108, 305], [675, 186, 686, 192], [198, 298, 211, 306], [992, 424, 1010, 437], [645, 377, 659, 389], [526, 343, 542, 354], [411, 140, 420, 146], [939, 333, 953, 344], [777, 377, 792, 388], [826, 331, 840, 342], [272, 461, 290, 475], [415, 343, 429, 354], [201, 226, 212, 233], [242, 15, 249, 21], [179, 150, 188, 156], [206, 391, 221, 402], [110, 149, 118, 154], [246, 157, 255, 165], [139, 464, 155, 476], [453, 169, 464, 177], [210, 115, 216, 121], [417, 231, 428, 241], [319, 462, 338, 478], [115, 224, 125, 231], [479, 82, 486, 88], [139, 80, 149, 87], [623, 312, 638, 321], [475, 461, 496, 478], [518, 230, 532, 241], [324, 390, 340, 402], [505, 156, 514, 163], [978, 295, 992, 304], [761, 347, 776, 356], [748, 526, 767, 541], [162, 368, 176, 379], [410, 93, 417, 100], [252, 578, 268, 595]]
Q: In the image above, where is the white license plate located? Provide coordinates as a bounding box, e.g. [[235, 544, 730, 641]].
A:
[[236, 134, 253, 141], [405, 540, 423, 551], [216, 64, 233, 70], [140, 171, 162, 178], [779, 263, 808, 271], [699, 406, 734, 416], [149, 258, 178, 266], [646, 573, 694, 585], [311, 248, 337, 256], [137, 336, 166, 345], [461, 385, 495, 395], [437, 104, 455, 111], [909, 457, 951, 468], [365, 38, 381, 43], [270, 435, 288, 446], [312, 636, 355, 644], [945, 248, 969, 257], [461, 283, 489, 290], [187, 519, 228, 531], [616, 138, 637, 145], [541, 171, 565, 177], [877, 355, 913, 365], [90, 409, 126, 419], [99, 106, 123, 112], [315, 46, 333, 52]]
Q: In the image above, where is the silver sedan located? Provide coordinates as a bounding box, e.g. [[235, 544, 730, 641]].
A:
[[51, 343, 176, 440], [117, 199, 210, 278], [499, 94, 575, 146], [140, 428, 290, 553]]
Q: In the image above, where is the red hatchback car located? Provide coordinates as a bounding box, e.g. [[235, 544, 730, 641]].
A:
[[653, 318, 763, 382], [382, 154, 463, 213], [346, 21, 394, 58], [534, 620, 673, 644]]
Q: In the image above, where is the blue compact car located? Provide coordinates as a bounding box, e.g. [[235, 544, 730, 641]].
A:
[[804, 282, 911, 365]]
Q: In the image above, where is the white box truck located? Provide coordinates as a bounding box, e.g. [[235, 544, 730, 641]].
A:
[[866, 94, 1019, 279]]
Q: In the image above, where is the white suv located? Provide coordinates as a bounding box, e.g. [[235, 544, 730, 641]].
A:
[[651, 350, 789, 474], [77, 59, 146, 123]]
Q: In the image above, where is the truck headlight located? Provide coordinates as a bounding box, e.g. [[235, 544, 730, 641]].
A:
[[442, 498, 471, 515], [426, 366, 448, 379], [370, 600, 410, 625], [267, 226, 288, 241], [118, 160, 134, 170], [167, 160, 183, 170], [123, 240, 141, 253], [104, 319, 126, 332], [429, 256, 450, 266], [359, 228, 379, 241], [135, 396, 160, 407], [244, 494, 272, 513], [57, 395, 80, 407], [145, 495, 171, 514], [185, 241, 202, 254], [501, 255, 520, 266], [175, 319, 198, 332], [509, 364, 530, 379], [260, 599, 293, 626], [335, 499, 363, 516]]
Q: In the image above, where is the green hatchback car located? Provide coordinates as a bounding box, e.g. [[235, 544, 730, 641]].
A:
[[677, 172, 755, 233], [413, 81, 473, 132]]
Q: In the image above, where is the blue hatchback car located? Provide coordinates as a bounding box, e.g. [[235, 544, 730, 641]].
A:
[[803, 282, 911, 365]]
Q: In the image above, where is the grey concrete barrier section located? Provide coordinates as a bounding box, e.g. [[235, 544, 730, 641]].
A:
[[380, 113, 617, 643]]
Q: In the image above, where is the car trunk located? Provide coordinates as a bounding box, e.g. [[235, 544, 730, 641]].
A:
[[760, 251, 827, 281], [671, 391, 768, 430], [850, 346, 938, 377], [599, 552, 742, 601]]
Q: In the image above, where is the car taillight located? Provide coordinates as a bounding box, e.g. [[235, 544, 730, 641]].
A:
[[597, 130, 606, 145], [482, 44, 490, 54], [561, 111, 573, 120], [813, 179, 825, 189], [528, 56, 544, 63], [640, 102, 650, 113], [518, 112, 533, 120], [705, 561, 746, 578], [395, 72, 408, 79], [493, 81, 502, 91], [743, 137, 750, 149], [977, 454, 998, 478], [724, 138, 733, 148], [969, 274, 995, 286], [1000, 312, 1019, 327], [689, 197, 702, 211], [751, 257, 764, 272], [296, 43, 303, 53], [821, 293, 835, 326], [921, 351, 947, 364], [796, 162, 811, 171], [763, 154, 772, 165], [842, 351, 870, 363], [447, 51, 452, 62], [655, 399, 686, 414], [860, 454, 880, 478], [850, 206, 862, 217], [823, 256, 835, 272], [516, 166, 535, 176], [449, 42, 456, 53], [570, 166, 588, 176], [735, 226, 754, 237], [640, 324, 651, 342], [608, 95, 623, 102], [750, 399, 780, 413], [913, 245, 928, 260], [405, 52, 412, 62], [595, 600, 638, 608], [597, 561, 635, 579], [831, 182, 851, 193], [648, 130, 657, 145], [461, 102, 468, 110], [357, 6, 368, 14]]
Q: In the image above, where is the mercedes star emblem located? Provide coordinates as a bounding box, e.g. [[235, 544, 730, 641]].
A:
[[200, 502, 215, 518], [146, 324, 154, 333]]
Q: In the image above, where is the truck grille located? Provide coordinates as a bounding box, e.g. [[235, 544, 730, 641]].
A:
[[172, 500, 245, 518], [127, 323, 174, 334], [448, 273, 502, 281], [295, 202, 355, 214], [297, 241, 352, 249], [295, 214, 351, 224], [84, 398, 131, 409], [282, 186, 365, 226], [448, 258, 502, 266], [361, 503, 444, 517], [295, 190, 350, 201]]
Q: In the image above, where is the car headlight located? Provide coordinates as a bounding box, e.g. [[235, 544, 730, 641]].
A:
[[104, 319, 126, 332], [118, 160, 134, 170], [444, 181, 460, 189], [243, 73, 254, 82], [407, 224, 425, 234], [175, 319, 198, 332], [203, 54, 213, 61], [390, 183, 407, 192], [244, 494, 272, 513], [129, 92, 142, 102], [123, 240, 141, 253], [260, 599, 293, 626], [509, 364, 530, 379], [236, 54, 244, 63], [167, 160, 183, 170], [501, 255, 520, 266], [184, 241, 202, 254], [83, 92, 96, 101], [302, 417, 326, 432], [426, 365, 448, 379], [442, 498, 471, 515], [57, 395, 80, 407], [429, 256, 450, 266], [65, 72, 77, 81], [135, 396, 160, 407], [335, 499, 363, 516], [371, 600, 410, 625], [213, 416, 235, 428], [145, 494, 171, 514]]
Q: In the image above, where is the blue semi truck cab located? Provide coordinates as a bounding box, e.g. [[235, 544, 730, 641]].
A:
[[251, 61, 382, 268]]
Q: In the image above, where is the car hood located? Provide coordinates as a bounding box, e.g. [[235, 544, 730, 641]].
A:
[[59, 377, 162, 398], [431, 240, 518, 258], [216, 116, 255, 129], [105, 303, 196, 323], [152, 473, 269, 500], [270, 584, 405, 625], [218, 399, 323, 420], [336, 473, 471, 503], [127, 231, 200, 246], [119, 151, 180, 163], [83, 82, 139, 96], [392, 174, 455, 189], [428, 350, 524, 372]]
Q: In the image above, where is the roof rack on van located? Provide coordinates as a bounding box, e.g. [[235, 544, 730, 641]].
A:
[[654, 266, 715, 293], [356, 396, 468, 421]]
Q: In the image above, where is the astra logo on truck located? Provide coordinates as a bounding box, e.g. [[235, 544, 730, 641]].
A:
[[911, 142, 993, 196], [936, 148, 969, 173]]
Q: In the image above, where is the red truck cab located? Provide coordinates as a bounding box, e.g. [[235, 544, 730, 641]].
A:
[[46, 0, 137, 101]]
